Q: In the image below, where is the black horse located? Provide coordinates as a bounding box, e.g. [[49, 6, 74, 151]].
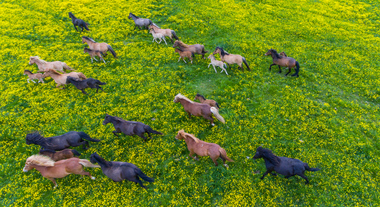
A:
[[253, 146, 320, 184], [25, 131, 100, 151], [103, 114, 163, 141], [90, 152, 154, 189], [66, 76, 106, 94], [69, 12, 90, 32]]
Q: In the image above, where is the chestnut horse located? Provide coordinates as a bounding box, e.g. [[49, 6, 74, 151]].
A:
[[40, 69, 86, 89], [265, 49, 300, 77], [194, 93, 220, 109], [175, 130, 234, 167], [173, 40, 208, 59], [23, 155, 100, 189], [39, 149, 81, 161], [148, 24, 179, 43], [213, 47, 250, 72], [29, 56, 74, 73], [82, 36, 117, 58], [173, 93, 225, 126]]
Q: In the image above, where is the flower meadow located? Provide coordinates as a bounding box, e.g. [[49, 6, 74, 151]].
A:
[[1, 0, 380, 206]]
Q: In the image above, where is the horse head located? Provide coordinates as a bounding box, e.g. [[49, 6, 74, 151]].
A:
[[25, 132, 42, 145], [29, 56, 37, 65], [90, 153, 98, 164], [253, 146, 264, 159], [103, 114, 112, 125], [175, 130, 186, 140]]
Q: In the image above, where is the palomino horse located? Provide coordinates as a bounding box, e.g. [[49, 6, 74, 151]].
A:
[[82, 36, 117, 58], [194, 93, 220, 109], [173, 40, 208, 59], [173, 93, 225, 126], [40, 69, 86, 89], [23, 155, 100, 189], [175, 130, 234, 167], [253, 147, 319, 184], [148, 24, 179, 43], [90, 152, 154, 189], [213, 47, 251, 72], [29, 56, 74, 73], [265, 49, 300, 77], [128, 13, 153, 32]]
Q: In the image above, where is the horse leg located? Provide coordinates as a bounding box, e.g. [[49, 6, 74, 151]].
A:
[[297, 173, 310, 184], [189, 150, 198, 161], [260, 169, 272, 180], [93, 57, 98, 61], [278, 65, 282, 73], [211, 155, 219, 166], [81, 89, 88, 95], [74, 25, 78, 31], [182, 58, 187, 63], [269, 64, 276, 71], [204, 115, 214, 126], [285, 68, 292, 76], [163, 38, 167, 45], [138, 132, 148, 142], [178, 57, 181, 62], [47, 177, 58, 189], [271, 172, 277, 176], [285, 175, 294, 179], [77, 170, 95, 180], [134, 25, 137, 30], [112, 128, 121, 136], [212, 65, 217, 73], [187, 112, 191, 119]]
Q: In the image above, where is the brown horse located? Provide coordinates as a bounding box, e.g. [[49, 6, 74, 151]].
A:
[[265, 49, 300, 77], [194, 93, 220, 109], [148, 24, 179, 43], [175, 48, 194, 64], [82, 36, 117, 58], [173, 40, 208, 59], [23, 155, 100, 189], [213, 47, 250, 72], [39, 149, 81, 161], [84, 48, 106, 64], [29, 56, 74, 73], [24, 70, 45, 83], [175, 130, 234, 167], [41, 69, 86, 89], [173, 93, 225, 126]]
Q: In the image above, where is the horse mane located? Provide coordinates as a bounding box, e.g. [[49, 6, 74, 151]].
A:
[[82, 36, 96, 43], [175, 93, 193, 103], [196, 93, 206, 100], [175, 48, 183, 52], [84, 47, 93, 52], [109, 115, 126, 123], [261, 148, 280, 166], [68, 12, 76, 19], [26, 155, 55, 167], [129, 13, 139, 19], [185, 133, 200, 143], [26, 132, 44, 141], [31, 56, 47, 64], [270, 49, 282, 59], [93, 153, 112, 167], [215, 47, 229, 56], [151, 23, 160, 29], [176, 41, 189, 48]]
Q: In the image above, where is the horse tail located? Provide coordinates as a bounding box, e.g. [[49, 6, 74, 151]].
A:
[[62, 63, 75, 71], [171, 30, 179, 40], [202, 46, 209, 54], [144, 125, 163, 135], [77, 73, 87, 80], [219, 148, 234, 162], [210, 107, 225, 124], [79, 159, 101, 168], [215, 102, 220, 109], [135, 168, 154, 182], [71, 149, 81, 156], [293, 61, 300, 77], [107, 45, 117, 58], [242, 57, 251, 71], [78, 132, 100, 142], [304, 163, 320, 171]]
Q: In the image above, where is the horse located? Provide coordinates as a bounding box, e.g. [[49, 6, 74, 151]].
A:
[[24, 70, 45, 83], [23, 155, 100, 189], [25, 131, 100, 151], [29, 56, 74, 73], [213, 47, 250, 72], [173, 93, 225, 126], [148, 24, 179, 43], [175, 130, 234, 167], [194, 93, 220, 109], [264, 49, 300, 77], [90, 152, 154, 189], [253, 146, 320, 184], [172, 40, 208, 59], [207, 54, 228, 75], [39, 148, 81, 161], [82, 36, 117, 58], [40, 69, 86, 89], [128, 13, 152, 32], [66, 76, 106, 94], [175, 48, 194, 64], [68, 12, 90, 32], [84, 48, 106, 64], [103, 114, 163, 141], [149, 29, 167, 45]]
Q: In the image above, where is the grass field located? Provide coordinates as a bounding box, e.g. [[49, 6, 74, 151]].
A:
[[1, 0, 380, 206]]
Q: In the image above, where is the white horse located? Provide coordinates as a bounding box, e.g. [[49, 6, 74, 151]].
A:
[[149, 29, 167, 45], [207, 54, 228, 75]]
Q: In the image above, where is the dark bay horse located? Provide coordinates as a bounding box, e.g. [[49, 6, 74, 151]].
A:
[[173, 40, 208, 59], [25, 131, 100, 150], [213, 47, 250, 72], [128, 13, 152, 32], [253, 146, 320, 184], [103, 114, 163, 141], [173, 93, 225, 126], [90, 152, 154, 189], [265, 49, 300, 77]]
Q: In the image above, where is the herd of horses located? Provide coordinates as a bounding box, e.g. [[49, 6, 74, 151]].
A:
[[22, 12, 316, 190]]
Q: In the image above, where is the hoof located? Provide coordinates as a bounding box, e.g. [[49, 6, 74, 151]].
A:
[[91, 176, 96, 180], [224, 164, 229, 168], [211, 123, 215, 127]]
